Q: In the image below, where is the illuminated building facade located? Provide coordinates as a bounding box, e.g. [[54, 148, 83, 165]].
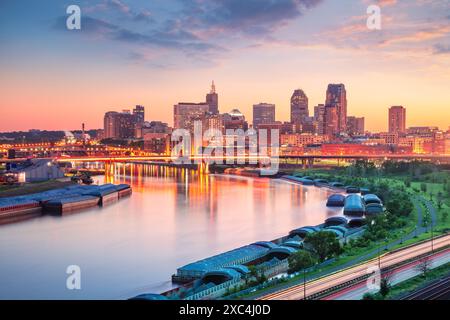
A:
[[290, 89, 309, 127], [253, 103, 275, 129], [326, 84, 347, 134], [389, 106, 406, 134], [173, 103, 209, 133]]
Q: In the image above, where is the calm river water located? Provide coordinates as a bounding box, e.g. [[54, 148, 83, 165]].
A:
[[0, 163, 341, 299]]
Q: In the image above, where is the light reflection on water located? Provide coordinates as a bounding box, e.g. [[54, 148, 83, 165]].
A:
[[0, 164, 341, 299]]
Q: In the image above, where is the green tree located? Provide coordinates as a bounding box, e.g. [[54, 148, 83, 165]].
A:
[[437, 192, 443, 210], [420, 183, 427, 193], [288, 250, 316, 274], [362, 293, 376, 300], [304, 231, 342, 262], [443, 209, 449, 223], [379, 278, 390, 297]]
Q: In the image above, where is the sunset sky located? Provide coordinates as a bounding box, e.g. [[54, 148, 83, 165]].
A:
[[0, 0, 449, 132]]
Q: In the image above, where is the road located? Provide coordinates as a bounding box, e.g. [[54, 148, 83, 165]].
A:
[[259, 234, 450, 300]]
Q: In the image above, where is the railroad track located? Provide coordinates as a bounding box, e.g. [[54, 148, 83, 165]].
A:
[[401, 275, 450, 300], [259, 234, 450, 300]]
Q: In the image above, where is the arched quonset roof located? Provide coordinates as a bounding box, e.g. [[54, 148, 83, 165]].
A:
[[289, 226, 321, 238], [346, 186, 360, 194], [225, 265, 250, 275], [325, 216, 348, 226], [344, 194, 365, 216], [268, 246, 298, 255], [366, 203, 384, 214], [264, 246, 298, 260], [178, 244, 268, 274], [201, 268, 241, 281], [323, 228, 345, 238], [300, 178, 315, 185], [284, 176, 314, 185], [252, 241, 279, 249], [326, 225, 348, 235], [330, 182, 344, 187], [348, 217, 366, 228], [131, 294, 169, 300], [281, 240, 303, 249], [326, 194, 346, 207], [363, 194, 382, 204]]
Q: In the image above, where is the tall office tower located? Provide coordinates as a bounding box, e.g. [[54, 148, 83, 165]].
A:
[[389, 106, 406, 134], [104, 112, 118, 139], [206, 81, 219, 114], [133, 105, 145, 124], [324, 105, 338, 136], [103, 111, 136, 139], [325, 84, 347, 134], [347, 116, 365, 136], [314, 104, 326, 135], [290, 89, 309, 126], [173, 102, 209, 133], [253, 103, 275, 129]]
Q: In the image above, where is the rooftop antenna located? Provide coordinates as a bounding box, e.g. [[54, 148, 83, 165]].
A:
[[211, 80, 216, 94]]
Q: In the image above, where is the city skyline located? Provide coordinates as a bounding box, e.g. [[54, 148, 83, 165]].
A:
[[1, 0, 449, 132]]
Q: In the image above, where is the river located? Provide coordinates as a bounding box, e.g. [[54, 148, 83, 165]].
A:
[[0, 163, 342, 299]]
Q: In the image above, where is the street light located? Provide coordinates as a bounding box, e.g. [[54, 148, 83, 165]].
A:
[[303, 268, 307, 300]]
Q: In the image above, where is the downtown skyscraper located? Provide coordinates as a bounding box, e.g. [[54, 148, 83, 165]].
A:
[[173, 102, 209, 133], [206, 81, 219, 114], [253, 103, 275, 129], [290, 89, 309, 127], [325, 84, 347, 134], [389, 106, 406, 134]]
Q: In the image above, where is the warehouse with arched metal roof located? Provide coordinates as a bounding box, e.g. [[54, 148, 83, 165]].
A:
[[348, 217, 366, 228], [289, 226, 321, 239], [344, 194, 366, 216], [363, 194, 382, 205], [326, 194, 346, 207], [265, 246, 298, 260], [324, 226, 348, 238], [325, 216, 348, 227]]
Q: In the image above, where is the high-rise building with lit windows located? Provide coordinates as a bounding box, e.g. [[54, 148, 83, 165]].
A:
[[173, 102, 209, 133], [389, 106, 406, 134], [324, 105, 338, 137], [103, 111, 136, 139], [133, 105, 145, 124], [253, 103, 275, 129], [206, 81, 219, 114], [290, 89, 309, 126], [326, 84, 347, 134], [314, 104, 326, 135], [347, 116, 365, 136]]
